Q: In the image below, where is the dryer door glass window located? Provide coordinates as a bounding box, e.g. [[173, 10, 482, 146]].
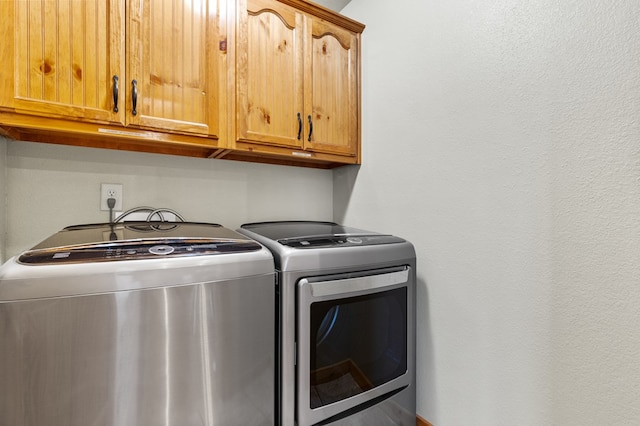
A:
[[309, 287, 407, 408]]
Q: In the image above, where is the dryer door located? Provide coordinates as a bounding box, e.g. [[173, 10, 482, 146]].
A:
[[296, 266, 414, 426]]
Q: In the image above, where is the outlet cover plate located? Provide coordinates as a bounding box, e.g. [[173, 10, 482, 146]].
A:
[[100, 183, 123, 211]]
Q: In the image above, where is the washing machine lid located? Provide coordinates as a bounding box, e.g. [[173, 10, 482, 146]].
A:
[[240, 221, 405, 249], [19, 222, 262, 265]]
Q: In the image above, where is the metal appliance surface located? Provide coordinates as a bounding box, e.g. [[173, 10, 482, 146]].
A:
[[238, 221, 416, 426], [0, 222, 275, 426]]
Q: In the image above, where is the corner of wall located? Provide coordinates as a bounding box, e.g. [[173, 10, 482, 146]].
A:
[[332, 164, 360, 223], [0, 136, 7, 264]]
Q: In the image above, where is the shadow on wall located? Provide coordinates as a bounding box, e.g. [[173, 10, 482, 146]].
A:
[[0, 137, 6, 263], [416, 274, 436, 423], [332, 164, 360, 223]]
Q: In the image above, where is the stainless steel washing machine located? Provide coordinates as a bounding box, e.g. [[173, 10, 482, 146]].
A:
[[238, 221, 416, 426], [0, 221, 275, 426]]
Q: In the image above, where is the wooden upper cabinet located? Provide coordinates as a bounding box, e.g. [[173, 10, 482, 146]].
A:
[[0, 0, 223, 140], [305, 18, 359, 156], [0, 0, 363, 166], [235, 0, 363, 159], [127, 0, 222, 137], [1, 0, 126, 125], [237, 0, 305, 149]]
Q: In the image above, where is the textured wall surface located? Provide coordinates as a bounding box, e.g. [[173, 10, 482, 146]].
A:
[[338, 0, 640, 424], [3, 141, 333, 261], [547, 1, 640, 422]]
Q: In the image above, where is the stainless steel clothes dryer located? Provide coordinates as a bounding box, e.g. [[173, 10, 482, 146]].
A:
[[0, 222, 275, 426], [238, 221, 416, 426]]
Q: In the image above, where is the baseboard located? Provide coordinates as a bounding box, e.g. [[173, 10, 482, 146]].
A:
[[417, 414, 434, 426]]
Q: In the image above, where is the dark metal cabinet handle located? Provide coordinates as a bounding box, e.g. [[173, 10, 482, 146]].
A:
[[131, 79, 138, 116], [297, 113, 302, 140], [112, 75, 119, 113], [307, 115, 313, 142]]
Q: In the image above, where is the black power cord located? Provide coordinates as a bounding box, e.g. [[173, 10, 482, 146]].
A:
[[107, 197, 118, 240]]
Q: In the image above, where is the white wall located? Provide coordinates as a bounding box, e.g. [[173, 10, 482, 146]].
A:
[[338, 0, 640, 425], [3, 141, 333, 261]]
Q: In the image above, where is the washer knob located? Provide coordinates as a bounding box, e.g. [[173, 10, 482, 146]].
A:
[[148, 245, 175, 255]]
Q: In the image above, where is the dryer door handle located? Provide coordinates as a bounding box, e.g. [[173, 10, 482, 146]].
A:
[[303, 268, 409, 299]]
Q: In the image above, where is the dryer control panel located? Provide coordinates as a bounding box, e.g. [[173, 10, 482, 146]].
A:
[[277, 235, 405, 249]]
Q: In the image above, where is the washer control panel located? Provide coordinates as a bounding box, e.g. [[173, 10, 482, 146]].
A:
[[19, 239, 262, 265]]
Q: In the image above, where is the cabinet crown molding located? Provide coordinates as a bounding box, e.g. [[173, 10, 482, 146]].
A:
[[276, 0, 365, 32]]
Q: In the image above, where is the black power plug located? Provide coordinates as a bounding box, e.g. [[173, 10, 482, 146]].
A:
[[107, 197, 116, 224]]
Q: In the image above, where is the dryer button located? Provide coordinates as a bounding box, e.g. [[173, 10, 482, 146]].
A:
[[148, 245, 175, 255]]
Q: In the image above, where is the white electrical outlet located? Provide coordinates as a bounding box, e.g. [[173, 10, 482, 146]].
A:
[[100, 183, 123, 211]]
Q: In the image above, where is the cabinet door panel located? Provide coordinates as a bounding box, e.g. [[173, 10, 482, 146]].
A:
[[305, 20, 358, 156], [6, 0, 125, 124], [237, 0, 304, 148], [128, 0, 219, 137]]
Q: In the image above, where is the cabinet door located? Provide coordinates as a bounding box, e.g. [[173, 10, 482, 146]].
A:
[[0, 0, 125, 125], [236, 0, 305, 148], [127, 0, 222, 138], [304, 19, 359, 156]]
